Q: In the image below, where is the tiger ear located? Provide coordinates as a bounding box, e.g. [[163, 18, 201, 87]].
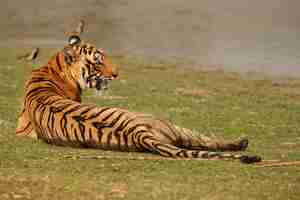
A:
[[68, 35, 81, 46]]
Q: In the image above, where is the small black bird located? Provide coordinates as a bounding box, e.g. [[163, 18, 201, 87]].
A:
[[17, 48, 40, 61]]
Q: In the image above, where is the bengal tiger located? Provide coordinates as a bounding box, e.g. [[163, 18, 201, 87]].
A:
[[16, 35, 261, 164]]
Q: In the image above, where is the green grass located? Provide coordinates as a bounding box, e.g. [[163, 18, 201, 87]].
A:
[[0, 47, 300, 200]]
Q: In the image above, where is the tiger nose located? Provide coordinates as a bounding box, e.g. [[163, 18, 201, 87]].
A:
[[111, 67, 118, 79]]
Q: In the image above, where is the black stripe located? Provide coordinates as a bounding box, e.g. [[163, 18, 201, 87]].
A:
[[76, 81, 82, 95], [78, 106, 94, 117], [138, 134, 154, 151], [137, 132, 152, 147], [126, 123, 151, 135], [87, 64, 92, 88], [154, 143, 174, 157], [162, 120, 180, 140], [92, 122, 110, 129], [62, 105, 83, 145], [26, 89, 56, 107], [102, 110, 118, 122], [131, 133, 139, 149], [108, 111, 125, 127], [106, 131, 113, 149], [63, 104, 82, 116], [46, 106, 53, 134], [86, 59, 93, 66], [26, 87, 53, 99], [79, 123, 86, 144], [51, 102, 73, 113], [85, 107, 112, 120], [38, 105, 46, 130], [16, 122, 31, 134], [123, 131, 129, 151], [67, 124, 80, 146], [49, 109, 56, 136], [115, 116, 140, 134], [74, 128, 81, 144], [56, 55, 63, 72], [29, 79, 63, 93], [175, 150, 188, 158], [36, 107, 49, 141], [158, 129, 176, 143], [191, 151, 199, 158], [38, 95, 58, 106], [62, 117, 72, 143], [114, 116, 128, 132]]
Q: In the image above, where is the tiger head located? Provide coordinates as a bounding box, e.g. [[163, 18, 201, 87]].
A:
[[63, 35, 118, 91]]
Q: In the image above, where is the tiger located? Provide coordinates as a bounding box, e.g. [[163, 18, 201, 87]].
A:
[[16, 35, 261, 164]]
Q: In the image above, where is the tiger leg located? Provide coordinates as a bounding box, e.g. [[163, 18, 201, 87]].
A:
[[16, 107, 37, 139], [138, 133, 260, 163], [175, 127, 248, 151]]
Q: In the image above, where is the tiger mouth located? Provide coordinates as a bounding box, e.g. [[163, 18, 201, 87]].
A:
[[95, 76, 109, 91], [86, 74, 110, 91]]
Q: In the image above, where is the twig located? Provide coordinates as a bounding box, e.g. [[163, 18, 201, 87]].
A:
[[63, 155, 300, 167], [63, 154, 219, 161], [255, 160, 300, 168]]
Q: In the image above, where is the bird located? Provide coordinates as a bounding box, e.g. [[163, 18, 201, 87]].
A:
[[17, 48, 40, 62], [64, 19, 85, 37]]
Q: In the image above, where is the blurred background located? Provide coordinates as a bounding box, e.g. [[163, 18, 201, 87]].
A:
[[1, 0, 300, 76]]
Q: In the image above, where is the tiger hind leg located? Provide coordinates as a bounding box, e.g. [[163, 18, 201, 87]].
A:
[[175, 127, 249, 152], [139, 133, 261, 164]]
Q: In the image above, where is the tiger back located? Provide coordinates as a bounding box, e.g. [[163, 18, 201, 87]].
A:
[[16, 35, 261, 164]]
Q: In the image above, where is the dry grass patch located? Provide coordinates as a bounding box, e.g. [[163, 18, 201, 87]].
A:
[[174, 87, 213, 97]]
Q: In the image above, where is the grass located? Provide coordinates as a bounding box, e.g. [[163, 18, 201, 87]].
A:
[[0, 47, 300, 200]]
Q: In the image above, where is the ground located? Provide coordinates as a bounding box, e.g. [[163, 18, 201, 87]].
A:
[[0, 48, 300, 199]]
